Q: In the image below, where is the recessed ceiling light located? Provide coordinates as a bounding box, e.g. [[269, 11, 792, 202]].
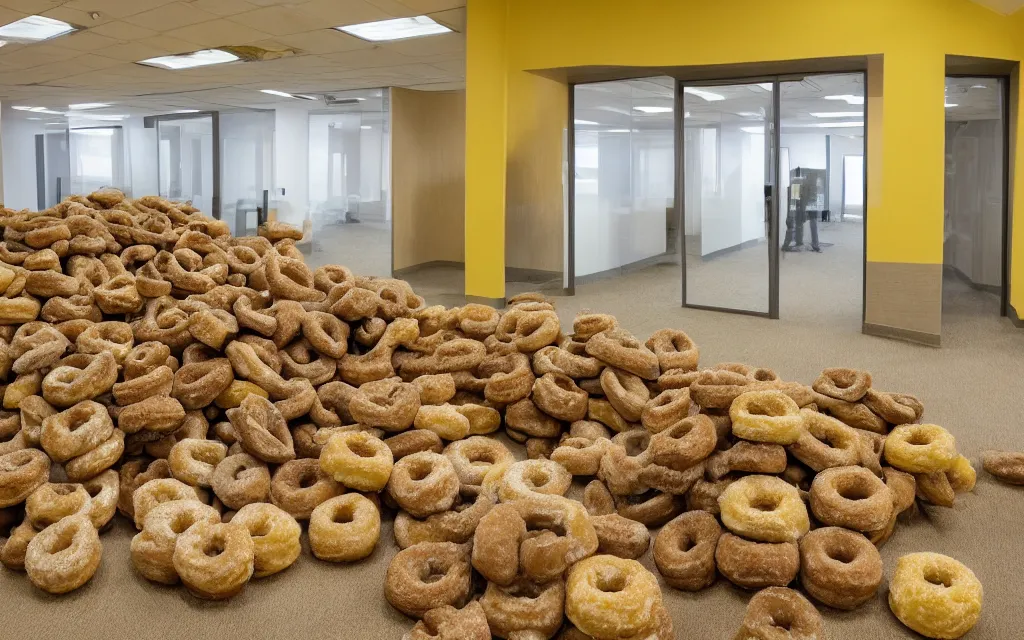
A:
[[605, 129, 631, 133], [735, 111, 762, 117], [685, 111, 691, 118], [574, 119, 598, 125], [11, 106, 34, 111], [945, 103, 958, 108], [26, 117, 41, 120], [68, 103, 110, 110], [260, 90, 318, 101], [138, 49, 239, 70], [336, 16, 451, 42], [741, 126, 765, 134], [72, 128, 114, 136], [0, 15, 76, 43], [633, 106, 672, 114], [683, 88, 725, 102], [360, 125, 371, 130], [824, 95, 864, 105], [19, 106, 63, 115], [810, 112, 863, 118], [173, 109, 200, 114], [78, 114, 126, 121], [971, 84, 987, 89]]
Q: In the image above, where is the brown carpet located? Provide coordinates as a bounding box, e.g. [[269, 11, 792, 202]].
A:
[[2, 266, 1019, 639]]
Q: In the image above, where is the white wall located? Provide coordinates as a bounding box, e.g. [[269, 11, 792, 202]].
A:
[[694, 125, 765, 256], [827, 134, 864, 215], [273, 107, 309, 228], [1, 106, 49, 210], [780, 133, 827, 172], [125, 116, 157, 198]]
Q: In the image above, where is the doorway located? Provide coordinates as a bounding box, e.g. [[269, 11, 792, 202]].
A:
[[680, 72, 866, 322]]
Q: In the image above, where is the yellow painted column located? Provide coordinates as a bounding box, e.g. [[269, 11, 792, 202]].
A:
[[1010, 65, 1024, 320], [863, 49, 947, 344], [464, 0, 508, 302]]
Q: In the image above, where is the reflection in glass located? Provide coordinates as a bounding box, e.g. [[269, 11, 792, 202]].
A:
[[572, 77, 678, 288], [683, 82, 772, 313]]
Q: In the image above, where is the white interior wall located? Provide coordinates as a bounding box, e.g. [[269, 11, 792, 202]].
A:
[[780, 133, 827, 171], [696, 126, 765, 256], [1, 106, 49, 210], [827, 134, 864, 215], [126, 117, 157, 198], [273, 107, 309, 228], [945, 119, 1003, 287]]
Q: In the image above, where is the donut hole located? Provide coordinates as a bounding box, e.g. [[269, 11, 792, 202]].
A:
[[622, 435, 650, 457], [248, 517, 272, 538], [170, 513, 198, 535], [408, 460, 434, 482], [468, 450, 499, 465], [924, 567, 954, 588], [526, 468, 551, 488], [826, 546, 856, 564], [86, 484, 103, 498], [907, 432, 932, 446], [676, 534, 695, 553], [48, 528, 76, 554], [751, 495, 782, 512], [420, 559, 450, 584], [525, 518, 567, 538], [595, 570, 628, 594], [297, 470, 320, 489], [747, 399, 786, 418], [331, 504, 355, 525], [232, 466, 250, 481], [769, 612, 794, 631], [203, 537, 226, 558], [348, 439, 379, 459], [836, 480, 873, 502], [51, 484, 77, 496]]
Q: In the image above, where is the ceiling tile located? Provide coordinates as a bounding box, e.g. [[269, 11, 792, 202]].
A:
[[0, 0, 60, 13], [47, 30, 121, 51], [93, 40, 171, 62], [295, 0, 395, 25], [164, 17, 272, 46], [228, 6, 328, 36], [318, 46, 413, 68], [64, 0, 179, 19], [385, 31, 463, 56], [0, 7, 25, 25], [184, 0, 260, 17], [397, 0, 465, 12], [41, 6, 114, 28], [428, 57, 462, 75], [363, 0, 417, 18], [263, 29, 368, 55], [143, 34, 205, 54], [123, 2, 219, 31], [430, 7, 464, 31], [89, 20, 160, 40], [0, 43, 77, 67]]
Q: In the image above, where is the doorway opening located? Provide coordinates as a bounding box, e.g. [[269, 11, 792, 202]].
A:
[[942, 76, 1008, 322]]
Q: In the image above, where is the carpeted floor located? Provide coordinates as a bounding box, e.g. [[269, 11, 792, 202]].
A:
[[2, 258, 1021, 639]]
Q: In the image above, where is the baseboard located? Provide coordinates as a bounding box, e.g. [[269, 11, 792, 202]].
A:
[[862, 322, 941, 348], [943, 264, 1001, 296], [505, 267, 562, 284], [392, 260, 464, 277], [702, 237, 762, 261], [575, 251, 679, 286]]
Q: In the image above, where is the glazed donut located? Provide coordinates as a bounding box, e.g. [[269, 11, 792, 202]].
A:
[[573, 312, 617, 340], [587, 398, 633, 433], [815, 393, 888, 434], [385, 541, 472, 618], [645, 328, 699, 372], [863, 388, 922, 424], [600, 368, 650, 423], [385, 429, 444, 460], [132, 478, 204, 529], [706, 442, 786, 480], [809, 466, 893, 531], [269, 458, 343, 520], [300, 310, 349, 359], [719, 475, 809, 543], [532, 345, 603, 379], [172, 359, 234, 410], [24, 514, 102, 594], [404, 601, 490, 640], [505, 398, 562, 439], [117, 395, 186, 436], [112, 364, 174, 406], [42, 350, 118, 408], [411, 373, 457, 405], [614, 490, 684, 527], [787, 408, 860, 472], [889, 552, 983, 639], [226, 394, 295, 464], [0, 448, 49, 507], [653, 510, 721, 591], [480, 578, 565, 639], [479, 352, 534, 404], [388, 451, 460, 518], [565, 555, 662, 639], [414, 404, 470, 441], [532, 372, 588, 422], [40, 400, 114, 462], [168, 438, 227, 488], [733, 587, 824, 639], [231, 502, 301, 577], [641, 388, 691, 434], [498, 458, 572, 501], [444, 436, 513, 487], [455, 303, 500, 339], [812, 367, 872, 402], [799, 526, 882, 610], [730, 390, 804, 445], [646, 414, 716, 470], [172, 521, 255, 600], [495, 307, 560, 353], [349, 378, 421, 432], [583, 479, 616, 516], [585, 328, 660, 380], [688, 369, 751, 409], [715, 533, 800, 590], [393, 489, 495, 548], [884, 423, 957, 473], [981, 449, 1024, 485], [210, 453, 270, 510], [915, 471, 955, 508], [471, 502, 526, 585], [319, 430, 393, 492], [551, 437, 612, 477], [131, 500, 220, 584], [81, 470, 119, 529], [25, 482, 89, 528]]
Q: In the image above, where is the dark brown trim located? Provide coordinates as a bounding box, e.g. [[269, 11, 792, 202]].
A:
[[863, 322, 941, 347], [566, 82, 576, 296]]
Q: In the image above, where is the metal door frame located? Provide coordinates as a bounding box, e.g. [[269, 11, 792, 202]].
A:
[[144, 111, 221, 219]]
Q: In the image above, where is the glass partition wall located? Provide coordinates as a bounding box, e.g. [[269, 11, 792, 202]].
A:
[[157, 115, 215, 216]]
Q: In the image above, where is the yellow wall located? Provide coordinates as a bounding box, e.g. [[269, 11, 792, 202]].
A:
[[391, 88, 466, 272], [464, 0, 1024, 329]]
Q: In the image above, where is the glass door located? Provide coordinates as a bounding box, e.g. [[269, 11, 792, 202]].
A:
[[681, 80, 779, 316], [36, 123, 71, 209], [157, 115, 215, 216], [69, 126, 126, 196]]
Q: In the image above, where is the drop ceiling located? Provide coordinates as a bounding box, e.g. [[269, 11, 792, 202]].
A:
[[0, 0, 466, 114]]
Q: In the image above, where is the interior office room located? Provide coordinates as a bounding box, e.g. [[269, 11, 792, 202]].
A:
[[5, 1, 1024, 640]]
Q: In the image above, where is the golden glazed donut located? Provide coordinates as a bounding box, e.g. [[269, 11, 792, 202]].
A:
[[565, 555, 663, 639], [319, 430, 394, 492], [884, 423, 958, 473], [309, 493, 381, 562], [172, 520, 255, 600], [889, 552, 983, 639], [730, 390, 804, 445], [718, 475, 809, 543], [498, 458, 573, 501], [24, 514, 102, 594], [231, 502, 301, 577]]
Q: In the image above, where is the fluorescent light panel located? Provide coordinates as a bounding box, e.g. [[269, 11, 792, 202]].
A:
[[68, 103, 109, 110], [337, 16, 451, 42], [138, 49, 239, 70], [824, 95, 864, 105], [261, 90, 318, 101], [684, 87, 725, 102], [574, 119, 598, 125], [173, 109, 200, 114], [0, 15, 76, 43], [945, 103, 958, 108], [633, 106, 672, 113]]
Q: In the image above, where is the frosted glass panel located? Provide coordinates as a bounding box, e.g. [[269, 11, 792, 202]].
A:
[[220, 110, 274, 237], [157, 116, 213, 215]]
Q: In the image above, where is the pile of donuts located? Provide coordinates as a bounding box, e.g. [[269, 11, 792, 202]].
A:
[[0, 188, 997, 639]]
